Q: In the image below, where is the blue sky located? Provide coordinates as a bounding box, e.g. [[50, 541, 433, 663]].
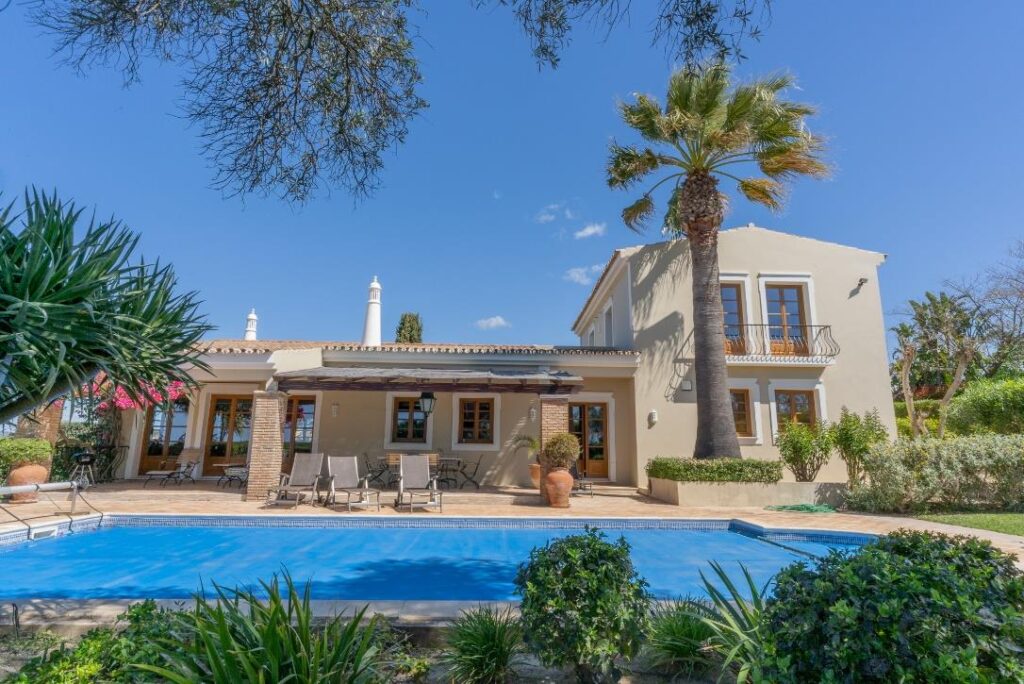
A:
[[2, 2, 1022, 346]]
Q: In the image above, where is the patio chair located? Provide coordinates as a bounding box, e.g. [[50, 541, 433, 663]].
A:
[[458, 457, 483, 490], [364, 453, 392, 488], [142, 457, 198, 488], [218, 465, 249, 489], [570, 462, 594, 497], [267, 452, 324, 508], [324, 456, 381, 511], [395, 453, 443, 513]]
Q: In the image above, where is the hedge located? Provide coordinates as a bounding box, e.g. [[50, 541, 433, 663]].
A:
[[948, 377, 1024, 435], [646, 457, 782, 483], [846, 434, 1024, 513], [0, 437, 53, 485]]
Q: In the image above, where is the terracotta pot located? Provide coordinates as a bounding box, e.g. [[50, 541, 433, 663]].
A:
[[544, 467, 574, 508], [7, 463, 50, 503], [529, 462, 542, 489]]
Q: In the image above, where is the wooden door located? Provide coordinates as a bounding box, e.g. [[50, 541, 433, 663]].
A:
[[203, 396, 253, 476], [568, 403, 608, 478], [282, 396, 316, 475], [721, 283, 747, 354], [766, 285, 809, 355], [137, 398, 191, 474]]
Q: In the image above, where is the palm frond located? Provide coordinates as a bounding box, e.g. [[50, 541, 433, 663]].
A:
[[619, 95, 667, 142], [607, 145, 664, 189], [757, 140, 830, 180], [737, 177, 784, 211], [622, 195, 656, 233]]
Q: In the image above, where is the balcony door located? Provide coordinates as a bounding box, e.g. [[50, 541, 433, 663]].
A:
[[765, 285, 809, 355], [721, 283, 747, 354], [568, 403, 608, 478], [203, 396, 252, 476]]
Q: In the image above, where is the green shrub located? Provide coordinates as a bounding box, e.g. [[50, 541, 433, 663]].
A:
[[539, 432, 580, 469], [847, 434, 1024, 513], [643, 600, 714, 676], [0, 437, 53, 482], [138, 574, 380, 683], [949, 377, 1024, 435], [442, 605, 524, 683], [776, 422, 834, 482], [646, 457, 782, 483], [762, 530, 1024, 682], [832, 408, 888, 484], [10, 601, 176, 683], [515, 527, 651, 682]]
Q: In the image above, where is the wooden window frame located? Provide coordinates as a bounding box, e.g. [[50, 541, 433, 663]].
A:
[[774, 389, 817, 427], [458, 398, 495, 444], [283, 395, 317, 457], [203, 395, 253, 475], [391, 397, 427, 444], [729, 389, 753, 437], [138, 398, 190, 472], [721, 283, 747, 354], [766, 284, 808, 348]]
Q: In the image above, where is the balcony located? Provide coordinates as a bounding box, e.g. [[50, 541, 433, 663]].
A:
[[723, 324, 839, 365]]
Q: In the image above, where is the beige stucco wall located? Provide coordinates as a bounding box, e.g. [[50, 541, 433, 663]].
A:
[[624, 227, 896, 487]]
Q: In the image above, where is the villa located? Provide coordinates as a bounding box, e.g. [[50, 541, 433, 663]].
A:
[[112, 225, 895, 500]]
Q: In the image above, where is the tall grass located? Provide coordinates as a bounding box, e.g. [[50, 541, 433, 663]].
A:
[[644, 599, 715, 675], [442, 605, 524, 683]]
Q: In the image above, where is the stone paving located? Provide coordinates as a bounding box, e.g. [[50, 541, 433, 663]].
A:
[[3, 480, 1022, 559]]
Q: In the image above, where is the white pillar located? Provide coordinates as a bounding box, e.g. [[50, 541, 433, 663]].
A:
[[361, 277, 382, 347], [244, 308, 258, 341]]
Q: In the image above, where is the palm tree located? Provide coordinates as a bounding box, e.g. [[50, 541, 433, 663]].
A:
[[607, 63, 828, 458]]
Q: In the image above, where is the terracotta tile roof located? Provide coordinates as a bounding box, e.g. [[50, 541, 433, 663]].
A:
[[199, 339, 639, 357]]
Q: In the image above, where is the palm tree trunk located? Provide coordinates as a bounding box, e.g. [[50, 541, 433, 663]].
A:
[[680, 173, 741, 459]]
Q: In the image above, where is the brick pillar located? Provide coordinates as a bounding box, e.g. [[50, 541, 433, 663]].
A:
[[539, 396, 570, 450], [16, 399, 64, 446], [244, 390, 288, 502]]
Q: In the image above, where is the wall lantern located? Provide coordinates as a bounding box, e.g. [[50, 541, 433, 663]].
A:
[[419, 391, 437, 417], [529, 405, 538, 422], [648, 409, 659, 428]]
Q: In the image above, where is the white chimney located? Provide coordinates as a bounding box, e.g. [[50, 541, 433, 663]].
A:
[[244, 308, 258, 341], [360, 277, 382, 346]]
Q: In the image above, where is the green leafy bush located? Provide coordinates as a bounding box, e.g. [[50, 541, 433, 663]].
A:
[[949, 377, 1024, 435], [762, 530, 1024, 682], [539, 432, 580, 469], [832, 407, 888, 484], [847, 434, 1024, 513], [776, 422, 834, 482], [515, 527, 651, 682], [138, 574, 380, 683], [646, 457, 782, 483], [442, 605, 524, 683], [10, 601, 176, 683], [0, 437, 53, 481], [643, 600, 714, 676]]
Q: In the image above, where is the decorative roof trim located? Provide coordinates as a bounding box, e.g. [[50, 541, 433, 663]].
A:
[[200, 340, 639, 358]]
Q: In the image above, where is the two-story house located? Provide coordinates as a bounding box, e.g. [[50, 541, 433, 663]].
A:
[[112, 225, 895, 498]]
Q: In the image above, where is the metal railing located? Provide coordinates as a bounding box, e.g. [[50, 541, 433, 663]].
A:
[[723, 324, 840, 359]]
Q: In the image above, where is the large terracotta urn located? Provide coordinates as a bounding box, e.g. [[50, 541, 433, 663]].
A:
[[529, 463, 542, 489], [7, 463, 50, 503], [544, 467, 574, 508]]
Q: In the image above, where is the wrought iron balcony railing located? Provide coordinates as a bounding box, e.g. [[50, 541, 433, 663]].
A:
[[723, 324, 839, 360]]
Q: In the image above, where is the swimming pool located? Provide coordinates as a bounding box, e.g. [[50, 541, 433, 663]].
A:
[[0, 516, 870, 601]]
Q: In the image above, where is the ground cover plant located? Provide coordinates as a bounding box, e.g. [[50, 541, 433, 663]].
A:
[[515, 527, 651, 682], [917, 512, 1024, 537]]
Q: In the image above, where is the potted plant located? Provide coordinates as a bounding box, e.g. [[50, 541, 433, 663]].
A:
[[513, 434, 542, 488], [539, 433, 580, 508], [0, 438, 54, 503]]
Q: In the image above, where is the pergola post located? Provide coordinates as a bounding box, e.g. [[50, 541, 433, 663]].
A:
[[244, 390, 288, 502]]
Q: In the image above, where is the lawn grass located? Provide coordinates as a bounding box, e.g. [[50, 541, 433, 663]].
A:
[[917, 512, 1024, 537]]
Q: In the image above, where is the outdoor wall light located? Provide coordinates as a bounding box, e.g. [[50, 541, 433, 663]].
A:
[[648, 409, 658, 427], [529, 406, 538, 422], [419, 391, 436, 417], [331, 403, 339, 418]]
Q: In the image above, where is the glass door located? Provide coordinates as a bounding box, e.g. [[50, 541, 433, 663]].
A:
[[568, 403, 608, 478], [203, 396, 252, 476], [282, 396, 316, 475], [137, 397, 190, 474], [766, 285, 809, 355]]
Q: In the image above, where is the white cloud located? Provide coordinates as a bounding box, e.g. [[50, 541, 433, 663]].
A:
[[475, 315, 511, 330], [573, 222, 606, 239], [563, 264, 604, 286], [564, 208, 576, 220], [535, 202, 562, 223]]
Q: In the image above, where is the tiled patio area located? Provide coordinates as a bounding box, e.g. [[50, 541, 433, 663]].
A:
[[3, 480, 1023, 559]]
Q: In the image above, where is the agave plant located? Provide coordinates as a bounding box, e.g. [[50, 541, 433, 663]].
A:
[[0, 189, 211, 423], [608, 63, 828, 458], [698, 561, 771, 683]]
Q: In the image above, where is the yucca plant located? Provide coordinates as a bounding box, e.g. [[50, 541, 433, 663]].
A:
[[644, 599, 715, 676], [698, 561, 771, 683], [442, 605, 524, 683], [608, 63, 828, 458], [0, 189, 211, 423], [136, 573, 380, 683]]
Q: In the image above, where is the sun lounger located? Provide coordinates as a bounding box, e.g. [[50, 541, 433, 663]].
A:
[[142, 458, 197, 488], [394, 453, 443, 513], [267, 452, 324, 507], [324, 455, 381, 511]]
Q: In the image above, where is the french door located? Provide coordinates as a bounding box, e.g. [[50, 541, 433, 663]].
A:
[[203, 396, 252, 476], [568, 402, 608, 478], [765, 285, 809, 355], [137, 398, 190, 474]]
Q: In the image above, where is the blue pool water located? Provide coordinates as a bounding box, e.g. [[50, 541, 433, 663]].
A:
[[0, 518, 866, 600]]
